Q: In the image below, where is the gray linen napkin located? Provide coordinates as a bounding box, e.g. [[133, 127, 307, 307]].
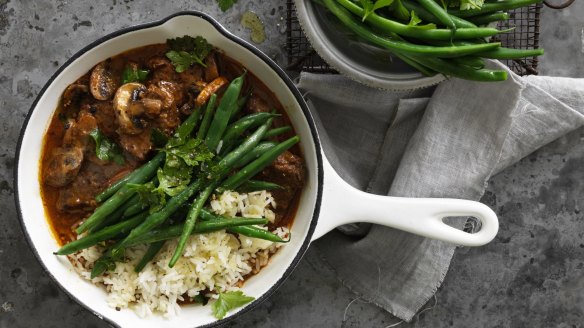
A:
[[296, 61, 584, 321]]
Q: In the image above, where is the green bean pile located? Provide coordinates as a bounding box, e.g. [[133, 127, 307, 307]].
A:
[[319, 0, 545, 81], [56, 73, 299, 277]]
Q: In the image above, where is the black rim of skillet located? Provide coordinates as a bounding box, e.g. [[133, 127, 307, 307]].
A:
[[13, 11, 323, 328]]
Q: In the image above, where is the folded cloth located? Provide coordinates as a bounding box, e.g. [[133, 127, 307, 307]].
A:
[[296, 61, 584, 321]]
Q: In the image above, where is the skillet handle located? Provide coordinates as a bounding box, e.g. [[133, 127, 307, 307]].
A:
[[312, 153, 499, 246]]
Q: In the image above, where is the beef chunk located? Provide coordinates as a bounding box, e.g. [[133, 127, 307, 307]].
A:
[[258, 151, 306, 221], [56, 162, 107, 213], [88, 101, 117, 137], [118, 128, 153, 160], [147, 56, 177, 83]]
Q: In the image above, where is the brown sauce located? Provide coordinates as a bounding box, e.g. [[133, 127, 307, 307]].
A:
[[39, 42, 305, 248]]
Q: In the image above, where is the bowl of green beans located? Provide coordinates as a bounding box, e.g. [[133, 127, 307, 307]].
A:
[[14, 11, 500, 328], [295, 0, 545, 90]]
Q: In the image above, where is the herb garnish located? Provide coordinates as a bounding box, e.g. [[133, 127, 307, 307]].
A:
[[216, 0, 238, 11], [89, 129, 125, 165], [127, 182, 167, 214], [166, 35, 212, 72], [211, 291, 255, 319], [157, 137, 214, 197], [121, 65, 149, 84]]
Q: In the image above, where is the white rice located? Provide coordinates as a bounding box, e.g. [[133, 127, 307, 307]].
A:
[[68, 190, 289, 318]]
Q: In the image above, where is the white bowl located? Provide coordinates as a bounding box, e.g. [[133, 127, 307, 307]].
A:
[[15, 11, 498, 328]]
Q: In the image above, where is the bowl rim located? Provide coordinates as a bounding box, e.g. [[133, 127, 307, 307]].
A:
[[293, 0, 446, 91], [13, 10, 324, 327]]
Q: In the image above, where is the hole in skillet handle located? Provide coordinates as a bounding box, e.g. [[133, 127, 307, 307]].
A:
[[442, 216, 482, 234]]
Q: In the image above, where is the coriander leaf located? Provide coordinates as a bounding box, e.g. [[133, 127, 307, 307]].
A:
[[166, 36, 212, 72], [127, 182, 167, 214], [121, 65, 149, 84], [167, 138, 214, 167], [166, 51, 205, 73], [211, 291, 255, 319], [157, 132, 214, 197], [157, 155, 192, 196], [216, 0, 238, 11], [89, 129, 125, 165], [167, 35, 212, 55]]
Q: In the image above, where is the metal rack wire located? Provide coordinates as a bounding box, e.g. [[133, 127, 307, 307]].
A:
[[286, 1, 543, 76]]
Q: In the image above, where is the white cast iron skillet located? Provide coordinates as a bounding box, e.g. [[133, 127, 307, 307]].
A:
[[14, 12, 499, 328]]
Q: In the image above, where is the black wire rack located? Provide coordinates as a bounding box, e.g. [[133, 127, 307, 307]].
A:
[[286, 1, 543, 76]]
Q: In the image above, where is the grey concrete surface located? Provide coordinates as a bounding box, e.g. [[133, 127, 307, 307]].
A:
[[0, 1, 583, 327]]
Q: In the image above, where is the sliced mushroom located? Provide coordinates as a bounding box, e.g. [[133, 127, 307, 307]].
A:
[[193, 81, 207, 92], [113, 82, 148, 135], [142, 98, 163, 118], [62, 83, 89, 114], [43, 147, 84, 187], [90, 61, 118, 100], [195, 76, 228, 107], [62, 111, 98, 150]]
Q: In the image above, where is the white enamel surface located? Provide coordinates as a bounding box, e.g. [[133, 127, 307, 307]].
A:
[[312, 153, 499, 246], [17, 14, 319, 328]]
